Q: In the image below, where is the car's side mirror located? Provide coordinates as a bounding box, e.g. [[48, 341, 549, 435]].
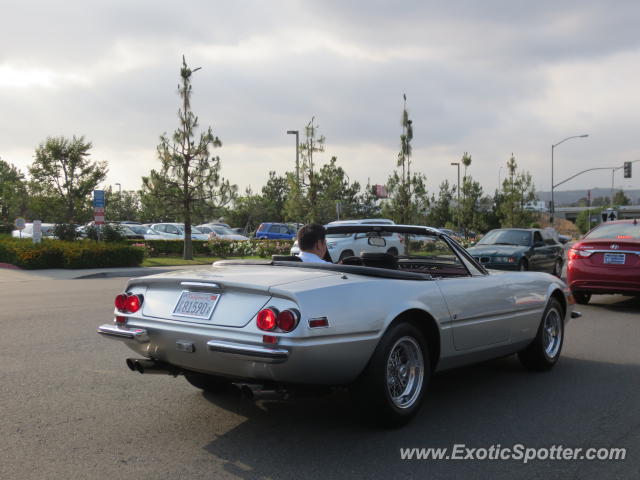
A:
[[369, 237, 387, 247]]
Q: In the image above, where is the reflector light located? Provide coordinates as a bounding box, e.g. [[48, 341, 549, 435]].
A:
[[309, 317, 329, 328], [257, 308, 277, 331], [262, 335, 278, 344], [115, 315, 127, 324], [277, 309, 299, 332]]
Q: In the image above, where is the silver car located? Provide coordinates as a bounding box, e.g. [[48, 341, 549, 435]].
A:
[[98, 224, 580, 427]]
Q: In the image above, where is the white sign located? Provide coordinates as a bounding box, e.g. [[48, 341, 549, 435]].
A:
[[94, 206, 105, 225], [14, 217, 26, 229], [601, 209, 618, 222], [32, 220, 42, 244]]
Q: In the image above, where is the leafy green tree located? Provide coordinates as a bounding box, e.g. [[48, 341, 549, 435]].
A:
[[591, 196, 610, 207], [612, 190, 630, 206], [28, 136, 107, 223], [261, 171, 289, 221], [0, 158, 28, 222], [497, 155, 536, 227], [284, 117, 326, 223], [427, 180, 455, 227], [353, 182, 382, 219], [105, 189, 142, 222], [383, 96, 429, 224], [315, 157, 361, 223], [575, 208, 601, 234], [460, 176, 487, 234], [142, 56, 235, 259]]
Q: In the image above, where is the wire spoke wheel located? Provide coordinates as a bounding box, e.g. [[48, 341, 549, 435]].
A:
[[385, 336, 424, 409], [543, 308, 562, 358]]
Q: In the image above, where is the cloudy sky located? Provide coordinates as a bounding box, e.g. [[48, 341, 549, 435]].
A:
[[2, 0, 639, 197]]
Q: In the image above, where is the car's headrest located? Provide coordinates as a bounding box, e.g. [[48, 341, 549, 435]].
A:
[[360, 252, 398, 270]]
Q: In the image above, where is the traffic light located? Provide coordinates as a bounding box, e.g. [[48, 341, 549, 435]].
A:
[[624, 161, 632, 178]]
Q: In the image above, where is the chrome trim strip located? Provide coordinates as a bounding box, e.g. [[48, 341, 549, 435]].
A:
[[97, 324, 149, 343], [180, 282, 222, 289], [207, 339, 289, 361], [581, 250, 640, 256]]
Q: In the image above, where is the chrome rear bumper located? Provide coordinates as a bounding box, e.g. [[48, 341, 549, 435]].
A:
[[97, 324, 150, 343], [207, 339, 289, 363]]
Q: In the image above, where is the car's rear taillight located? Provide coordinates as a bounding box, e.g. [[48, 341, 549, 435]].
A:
[[115, 293, 144, 313], [276, 309, 300, 332], [256, 308, 300, 332], [257, 308, 277, 331], [568, 247, 592, 260]]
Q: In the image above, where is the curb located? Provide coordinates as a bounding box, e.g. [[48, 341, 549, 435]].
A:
[[0, 263, 21, 270]]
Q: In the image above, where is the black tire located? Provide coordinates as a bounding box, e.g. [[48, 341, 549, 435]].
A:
[[573, 291, 591, 305], [519, 259, 528, 271], [350, 321, 430, 428], [184, 372, 230, 393], [339, 250, 354, 262], [518, 298, 564, 371], [552, 259, 563, 277], [387, 247, 399, 256]]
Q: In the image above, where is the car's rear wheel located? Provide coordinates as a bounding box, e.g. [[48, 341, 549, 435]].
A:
[[552, 259, 563, 277], [518, 298, 564, 371], [339, 250, 354, 262], [350, 321, 429, 428], [387, 247, 398, 256], [573, 291, 591, 305], [184, 372, 231, 393], [519, 259, 528, 271]]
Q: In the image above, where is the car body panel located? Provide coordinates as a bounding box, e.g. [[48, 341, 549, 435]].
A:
[[567, 220, 640, 296]]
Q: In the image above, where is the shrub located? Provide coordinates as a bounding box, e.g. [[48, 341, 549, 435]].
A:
[[0, 224, 13, 235], [102, 223, 126, 243], [53, 224, 80, 242], [0, 237, 144, 269]]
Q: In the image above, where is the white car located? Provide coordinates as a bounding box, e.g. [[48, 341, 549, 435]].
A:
[[11, 223, 56, 239], [197, 224, 249, 241], [148, 223, 209, 241], [290, 219, 404, 262]]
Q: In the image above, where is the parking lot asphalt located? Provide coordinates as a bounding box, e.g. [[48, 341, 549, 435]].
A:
[[0, 270, 638, 480]]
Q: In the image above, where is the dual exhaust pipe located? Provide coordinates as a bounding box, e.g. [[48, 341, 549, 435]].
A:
[[126, 358, 181, 376], [125, 358, 289, 400]]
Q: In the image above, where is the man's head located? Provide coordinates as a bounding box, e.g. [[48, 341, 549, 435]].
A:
[[297, 223, 327, 257]]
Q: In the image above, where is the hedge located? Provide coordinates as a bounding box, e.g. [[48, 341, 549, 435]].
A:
[[0, 238, 144, 269], [127, 239, 294, 258]]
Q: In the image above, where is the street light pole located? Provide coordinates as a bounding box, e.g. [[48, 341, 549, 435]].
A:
[[551, 134, 588, 226], [286, 130, 299, 186], [451, 162, 460, 231]]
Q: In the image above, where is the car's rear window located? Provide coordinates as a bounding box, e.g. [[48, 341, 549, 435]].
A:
[[586, 222, 640, 240]]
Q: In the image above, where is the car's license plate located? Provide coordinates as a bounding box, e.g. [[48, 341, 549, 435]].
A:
[[604, 253, 626, 265], [172, 291, 220, 320]]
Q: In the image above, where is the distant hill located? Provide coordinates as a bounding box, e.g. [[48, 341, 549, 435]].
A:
[[535, 188, 640, 206]]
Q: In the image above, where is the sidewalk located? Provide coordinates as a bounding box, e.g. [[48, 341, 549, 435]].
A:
[[0, 263, 215, 282]]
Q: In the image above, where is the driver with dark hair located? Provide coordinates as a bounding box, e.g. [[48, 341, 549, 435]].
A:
[[296, 223, 330, 263]]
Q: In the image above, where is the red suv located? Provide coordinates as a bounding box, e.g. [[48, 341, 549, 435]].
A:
[[567, 219, 640, 304]]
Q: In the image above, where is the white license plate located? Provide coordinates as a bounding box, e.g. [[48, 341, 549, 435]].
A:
[[604, 253, 626, 265], [172, 291, 220, 320]]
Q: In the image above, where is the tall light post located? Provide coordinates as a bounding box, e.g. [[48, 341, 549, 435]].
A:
[[551, 134, 588, 225], [286, 130, 299, 186], [451, 162, 460, 231]]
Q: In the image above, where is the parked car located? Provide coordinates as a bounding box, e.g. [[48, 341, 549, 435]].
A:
[[290, 219, 402, 262], [255, 222, 297, 240], [197, 224, 249, 241], [148, 223, 209, 241], [99, 223, 579, 427], [467, 228, 564, 275], [567, 219, 640, 304], [11, 223, 56, 239]]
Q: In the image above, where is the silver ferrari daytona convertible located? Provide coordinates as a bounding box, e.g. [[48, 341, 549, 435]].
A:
[[98, 224, 581, 427]]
